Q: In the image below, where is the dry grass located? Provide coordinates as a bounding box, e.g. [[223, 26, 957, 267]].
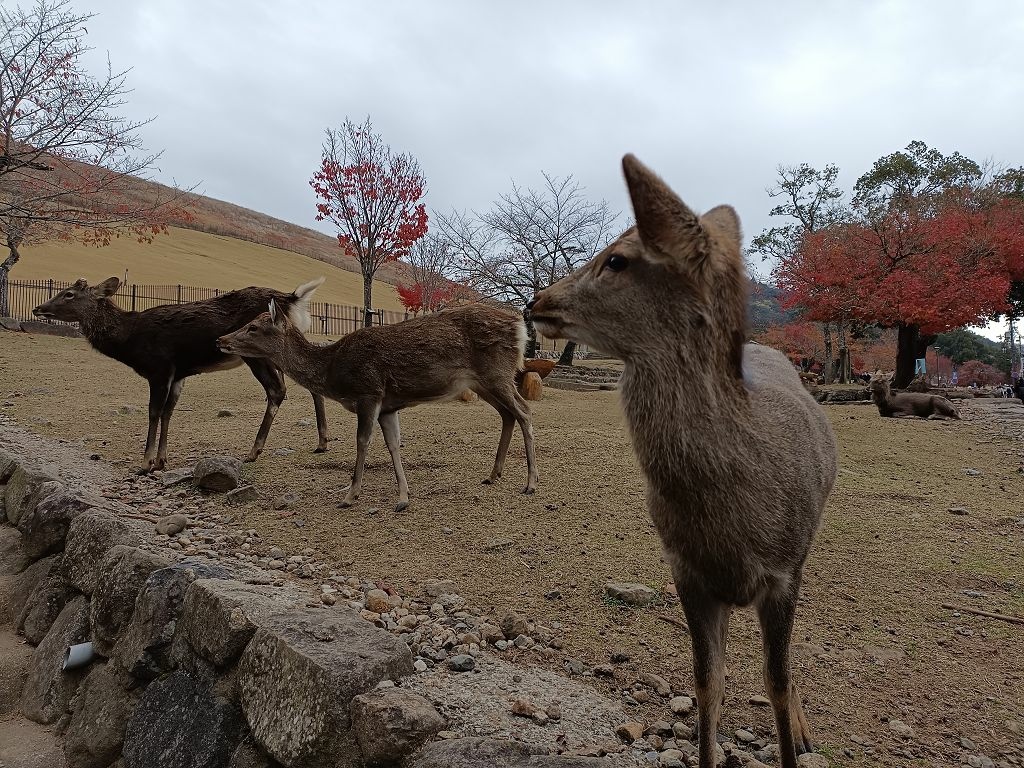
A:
[[16, 227, 407, 311], [2, 331, 1022, 765]]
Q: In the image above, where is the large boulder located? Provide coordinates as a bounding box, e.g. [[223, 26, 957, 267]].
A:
[[0, 554, 59, 628], [122, 666, 245, 768], [20, 595, 91, 724], [19, 571, 76, 645], [90, 546, 171, 657], [63, 662, 138, 768], [4, 462, 60, 526], [0, 447, 18, 483], [59, 510, 145, 595], [0, 628, 33, 715], [229, 737, 284, 768], [0, 524, 30, 576], [18, 488, 103, 559], [350, 688, 445, 766], [408, 738, 605, 768], [113, 561, 230, 682], [237, 608, 415, 768], [180, 579, 283, 667], [193, 457, 242, 493]]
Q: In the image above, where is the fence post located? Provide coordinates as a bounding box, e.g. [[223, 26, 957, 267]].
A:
[[131, 284, 137, 312], [177, 284, 182, 304], [47, 278, 53, 299]]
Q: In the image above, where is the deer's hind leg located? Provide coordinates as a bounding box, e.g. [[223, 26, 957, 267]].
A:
[[679, 589, 731, 768], [481, 384, 537, 494], [757, 577, 813, 767], [243, 359, 286, 462]]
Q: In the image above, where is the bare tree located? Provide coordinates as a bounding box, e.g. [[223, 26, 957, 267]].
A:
[[436, 172, 619, 359], [0, 0, 188, 315], [310, 116, 428, 326], [397, 232, 461, 315]]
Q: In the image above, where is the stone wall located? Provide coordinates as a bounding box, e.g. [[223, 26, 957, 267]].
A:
[[0, 445, 605, 768]]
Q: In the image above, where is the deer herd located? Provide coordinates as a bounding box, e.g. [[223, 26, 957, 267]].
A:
[[26, 155, 977, 768]]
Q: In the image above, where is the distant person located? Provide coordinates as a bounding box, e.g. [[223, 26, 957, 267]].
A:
[[1015, 377, 1024, 402]]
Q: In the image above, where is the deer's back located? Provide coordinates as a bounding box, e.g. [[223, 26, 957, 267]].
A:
[[321, 304, 525, 406], [101, 287, 294, 377]]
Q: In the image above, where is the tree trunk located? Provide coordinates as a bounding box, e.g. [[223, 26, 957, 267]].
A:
[[894, 323, 935, 388], [0, 241, 21, 318], [556, 341, 577, 366], [821, 322, 835, 384], [836, 320, 851, 383], [523, 308, 538, 359], [362, 274, 373, 328]]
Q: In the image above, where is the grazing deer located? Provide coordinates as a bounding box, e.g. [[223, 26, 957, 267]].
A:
[[217, 302, 537, 512], [33, 277, 329, 472], [869, 377, 960, 419], [528, 155, 838, 768]]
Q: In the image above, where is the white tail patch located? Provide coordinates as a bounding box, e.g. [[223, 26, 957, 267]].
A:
[[514, 316, 527, 370], [289, 276, 325, 332]]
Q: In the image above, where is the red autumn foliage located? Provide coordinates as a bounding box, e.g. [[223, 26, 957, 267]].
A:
[[754, 321, 824, 368], [957, 359, 1008, 386]]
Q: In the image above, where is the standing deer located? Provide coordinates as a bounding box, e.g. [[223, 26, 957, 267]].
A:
[[528, 155, 838, 768], [869, 376, 960, 419], [217, 302, 537, 512], [33, 276, 329, 472]]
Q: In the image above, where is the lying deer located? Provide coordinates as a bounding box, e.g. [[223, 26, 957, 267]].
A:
[[217, 302, 538, 512], [869, 377, 960, 419], [33, 277, 329, 472], [528, 155, 838, 768]]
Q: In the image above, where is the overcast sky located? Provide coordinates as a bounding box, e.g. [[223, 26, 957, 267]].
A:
[[74, 0, 1023, 338]]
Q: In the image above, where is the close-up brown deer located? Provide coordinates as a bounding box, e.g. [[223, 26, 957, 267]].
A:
[[217, 301, 538, 513], [32, 276, 330, 472], [528, 155, 839, 768]]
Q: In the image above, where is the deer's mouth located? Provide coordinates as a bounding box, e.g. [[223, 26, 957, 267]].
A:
[[530, 314, 567, 338], [32, 307, 56, 320]]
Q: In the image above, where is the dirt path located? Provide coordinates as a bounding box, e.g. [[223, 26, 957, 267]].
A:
[[2, 332, 1022, 766]]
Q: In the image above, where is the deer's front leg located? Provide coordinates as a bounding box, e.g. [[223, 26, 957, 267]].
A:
[[679, 588, 731, 768], [142, 375, 173, 473], [378, 411, 409, 512], [155, 379, 184, 471], [339, 401, 379, 509], [312, 392, 329, 453]]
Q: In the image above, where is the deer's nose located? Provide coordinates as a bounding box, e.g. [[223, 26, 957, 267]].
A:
[[525, 297, 537, 311]]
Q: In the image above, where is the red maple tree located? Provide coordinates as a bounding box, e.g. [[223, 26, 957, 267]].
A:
[[310, 117, 428, 326]]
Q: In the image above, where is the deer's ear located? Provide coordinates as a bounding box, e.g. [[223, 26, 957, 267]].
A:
[[700, 205, 742, 252], [622, 154, 707, 271], [91, 277, 120, 297], [269, 299, 287, 326]]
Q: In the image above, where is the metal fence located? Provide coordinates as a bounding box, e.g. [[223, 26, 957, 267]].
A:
[[3, 278, 410, 337]]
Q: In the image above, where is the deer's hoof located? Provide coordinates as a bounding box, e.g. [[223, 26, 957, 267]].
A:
[[522, 485, 537, 496], [337, 500, 354, 509], [312, 446, 328, 454], [482, 477, 497, 486], [394, 501, 410, 513]]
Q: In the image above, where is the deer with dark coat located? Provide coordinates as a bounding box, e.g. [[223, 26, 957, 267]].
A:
[[528, 155, 838, 768], [869, 377, 960, 419], [33, 276, 329, 471], [217, 301, 538, 513]]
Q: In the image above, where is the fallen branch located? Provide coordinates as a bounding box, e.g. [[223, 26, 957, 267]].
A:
[[657, 613, 689, 632], [941, 603, 1024, 626]]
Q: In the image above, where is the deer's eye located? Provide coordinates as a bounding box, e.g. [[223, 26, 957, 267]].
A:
[[606, 254, 629, 272], [63, 291, 74, 299]]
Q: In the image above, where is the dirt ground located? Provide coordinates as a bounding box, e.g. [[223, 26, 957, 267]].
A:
[[2, 332, 1022, 766]]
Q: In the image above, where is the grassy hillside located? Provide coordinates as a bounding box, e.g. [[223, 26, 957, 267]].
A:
[[16, 227, 406, 310]]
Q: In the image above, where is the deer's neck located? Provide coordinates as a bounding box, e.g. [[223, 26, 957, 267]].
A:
[[79, 301, 131, 357], [275, 331, 333, 394], [620, 342, 750, 491]]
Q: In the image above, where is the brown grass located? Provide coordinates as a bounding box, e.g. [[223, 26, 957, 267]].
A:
[[2, 332, 1021, 766], [15, 227, 407, 310]]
